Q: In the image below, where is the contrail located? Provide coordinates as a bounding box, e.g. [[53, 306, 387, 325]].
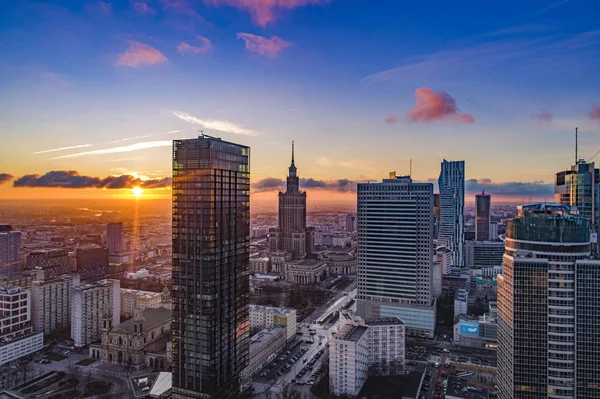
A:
[[33, 144, 92, 154]]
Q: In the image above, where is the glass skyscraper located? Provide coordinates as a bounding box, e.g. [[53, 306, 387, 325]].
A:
[[497, 203, 600, 399], [171, 135, 251, 399], [475, 191, 491, 241], [438, 160, 465, 268]]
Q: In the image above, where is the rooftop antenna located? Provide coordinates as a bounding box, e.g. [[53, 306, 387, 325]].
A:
[[199, 129, 204, 136], [291, 140, 295, 164], [575, 126, 578, 164], [409, 159, 412, 179]]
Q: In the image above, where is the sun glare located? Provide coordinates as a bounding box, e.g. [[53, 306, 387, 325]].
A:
[[132, 187, 143, 198]]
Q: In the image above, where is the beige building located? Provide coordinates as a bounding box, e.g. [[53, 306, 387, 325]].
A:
[[325, 252, 357, 276], [249, 305, 297, 341], [270, 251, 292, 274], [284, 259, 327, 285], [31, 272, 75, 336], [241, 326, 286, 381], [94, 306, 171, 371], [120, 289, 162, 318], [250, 257, 270, 274]]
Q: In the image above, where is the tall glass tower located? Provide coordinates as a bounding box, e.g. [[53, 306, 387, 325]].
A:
[[475, 191, 491, 241], [438, 160, 465, 268], [497, 203, 600, 399], [171, 135, 251, 399]]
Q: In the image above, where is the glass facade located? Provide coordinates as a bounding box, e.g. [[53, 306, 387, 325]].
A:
[[171, 136, 250, 399], [475, 192, 491, 241], [438, 160, 465, 267]]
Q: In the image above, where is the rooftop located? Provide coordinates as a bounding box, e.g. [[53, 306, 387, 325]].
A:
[[366, 317, 405, 326], [249, 304, 295, 315], [446, 376, 489, 399], [344, 325, 368, 342], [112, 307, 171, 334], [121, 288, 162, 298]]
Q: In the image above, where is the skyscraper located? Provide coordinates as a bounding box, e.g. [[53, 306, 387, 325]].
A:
[[356, 173, 436, 337], [497, 203, 600, 399], [438, 160, 465, 268], [475, 191, 491, 241], [0, 225, 21, 276], [106, 223, 123, 255], [171, 135, 250, 399], [269, 142, 315, 259]]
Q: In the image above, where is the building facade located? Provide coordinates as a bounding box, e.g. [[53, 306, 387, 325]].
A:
[[465, 240, 505, 268], [356, 174, 436, 337], [241, 326, 286, 381], [0, 226, 21, 277], [120, 289, 162, 319], [172, 136, 250, 399], [27, 249, 70, 279], [497, 203, 600, 399], [475, 191, 491, 241], [438, 160, 465, 268], [106, 222, 124, 255], [454, 288, 468, 317], [346, 213, 357, 232], [324, 252, 357, 276], [269, 142, 315, 259], [31, 273, 75, 336], [250, 257, 269, 274], [71, 278, 120, 348], [249, 305, 296, 341], [284, 259, 327, 285], [74, 245, 108, 281]]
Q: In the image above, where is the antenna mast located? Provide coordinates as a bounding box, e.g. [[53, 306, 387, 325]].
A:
[[575, 127, 578, 164], [409, 159, 412, 179]]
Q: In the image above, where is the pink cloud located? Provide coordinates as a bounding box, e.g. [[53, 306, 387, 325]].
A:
[[205, 0, 329, 26], [160, 0, 203, 19], [237, 33, 290, 58], [133, 1, 156, 13], [116, 41, 168, 67], [535, 108, 553, 122], [589, 105, 600, 120], [385, 114, 397, 125], [178, 36, 212, 55], [409, 87, 475, 124]]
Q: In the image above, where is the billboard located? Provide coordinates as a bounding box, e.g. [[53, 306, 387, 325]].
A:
[[460, 321, 479, 336]]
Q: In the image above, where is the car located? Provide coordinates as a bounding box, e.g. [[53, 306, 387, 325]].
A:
[[443, 348, 450, 353], [277, 371, 283, 376]]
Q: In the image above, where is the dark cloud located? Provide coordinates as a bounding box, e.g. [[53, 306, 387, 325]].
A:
[[465, 178, 553, 196], [0, 173, 14, 185], [251, 177, 285, 192], [13, 171, 171, 189], [251, 177, 359, 193]]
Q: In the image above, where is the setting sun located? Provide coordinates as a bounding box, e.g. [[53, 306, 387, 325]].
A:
[[132, 187, 143, 198]]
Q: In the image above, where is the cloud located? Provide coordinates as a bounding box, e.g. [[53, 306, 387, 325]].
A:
[[13, 170, 171, 189], [33, 144, 92, 155], [116, 41, 168, 68], [465, 178, 553, 196], [237, 33, 290, 58], [133, 1, 156, 13], [178, 35, 212, 55], [204, 0, 329, 26], [107, 135, 153, 144], [50, 141, 172, 160], [159, 0, 203, 20], [385, 114, 397, 125], [487, 24, 554, 37], [589, 105, 600, 120], [88, 1, 112, 15], [534, 0, 572, 15], [409, 88, 474, 123], [535, 108, 553, 122], [0, 174, 14, 185], [315, 157, 333, 167], [173, 111, 260, 136], [251, 177, 359, 193]]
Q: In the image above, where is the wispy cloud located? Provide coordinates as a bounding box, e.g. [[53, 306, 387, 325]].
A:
[[159, 0, 203, 20], [167, 129, 182, 134], [487, 24, 554, 37], [589, 105, 600, 120], [133, 1, 156, 14], [204, 0, 330, 26], [385, 114, 397, 125], [33, 144, 92, 155], [50, 141, 172, 160], [534, 0, 572, 15], [13, 170, 171, 189], [409, 88, 474, 123], [116, 41, 168, 68], [178, 35, 212, 55], [535, 108, 553, 122], [88, 1, 112, 15], [315, 156, 333, 167], [237, 33, 290, 58], [0, 174, 14, 185], [107, 135, 152, 144], [173, 111, 260, 136]]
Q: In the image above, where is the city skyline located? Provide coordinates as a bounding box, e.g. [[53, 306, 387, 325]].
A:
[[1, 0, 600, 203]]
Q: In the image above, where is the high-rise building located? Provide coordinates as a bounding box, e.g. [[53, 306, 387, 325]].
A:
[[27, 249, 70, 279], [356, 173, 436, 337], [433, 193, 441, 239], [497, 203, 600, 399], [345, 213, 357, 232], [438, 160, 465, 268], [75, 245, 108, 281], [172, 135, 250, 399], [465, 240, 505, 268], [269, 142, 315, 259], [475, 191, 491, 241], [31, 273, 75, 336], [106, 222, 124, 255], [0, 225, 22, 277]]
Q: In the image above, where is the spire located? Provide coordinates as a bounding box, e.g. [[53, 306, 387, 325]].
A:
[[291, 141, 295, 165]]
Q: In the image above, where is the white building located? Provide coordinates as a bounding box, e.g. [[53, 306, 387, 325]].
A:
[[241, 326, 286, 381], [120, 289, 162, 318], [438, 160, 465, 267], [454, 288, 468, 317], [31, 272, 76, 336], [330, 325, 370, 397], [72, 279, 120, 348], [124, 268, 150, 279], [0, 285, 44, 366], [249, 305, 296, 341]]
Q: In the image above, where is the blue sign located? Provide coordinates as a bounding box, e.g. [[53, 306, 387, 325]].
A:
[[460, 321, 479, 336]]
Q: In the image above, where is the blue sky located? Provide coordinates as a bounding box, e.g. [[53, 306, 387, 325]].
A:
[[0, 0, 599, 200]]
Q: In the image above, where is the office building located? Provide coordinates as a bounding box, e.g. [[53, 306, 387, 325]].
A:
[[74, 245, 108, 281], [27, 249, 70, 279], [475, 191, 491, 241], [490, 222, 499, 241], [71, 278, 120, 348], [497, 203, 600, 399], [241, 326, 286, 381], [438, 160, 465, 267], [31, 273, 75, 336], [172, 136, 250, 399], [433, 193, 441, 239], [356, 173, 436, 337], [346, 213, 357, 232], [0, 285, 44, 366], [465, 240, 505, 268], [269, 142, 315, 259], [454, 303, 498, 349], [249, 305, 296, 341], [0, 226, 21, 277], [454, 288, 468, 317], [120, 288, 163, 318], [106, 222, 124, 255]]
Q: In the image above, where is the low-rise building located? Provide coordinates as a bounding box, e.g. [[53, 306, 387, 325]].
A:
[[120, 289, 162, 319], [474, 278, 497, 302], [453, 302, 498, 349], [249, 305, 296, 341], [27, 249, 71, 279], [270, 251, 291, 274], [324, 252, 357, 276], [241, 326, 286, 381], [446, 376, 490, 399], [250, 257, 270, 274], [31, 272, 75, 336], [284, 259, 327, 285], [72, 279, 120, 348]]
